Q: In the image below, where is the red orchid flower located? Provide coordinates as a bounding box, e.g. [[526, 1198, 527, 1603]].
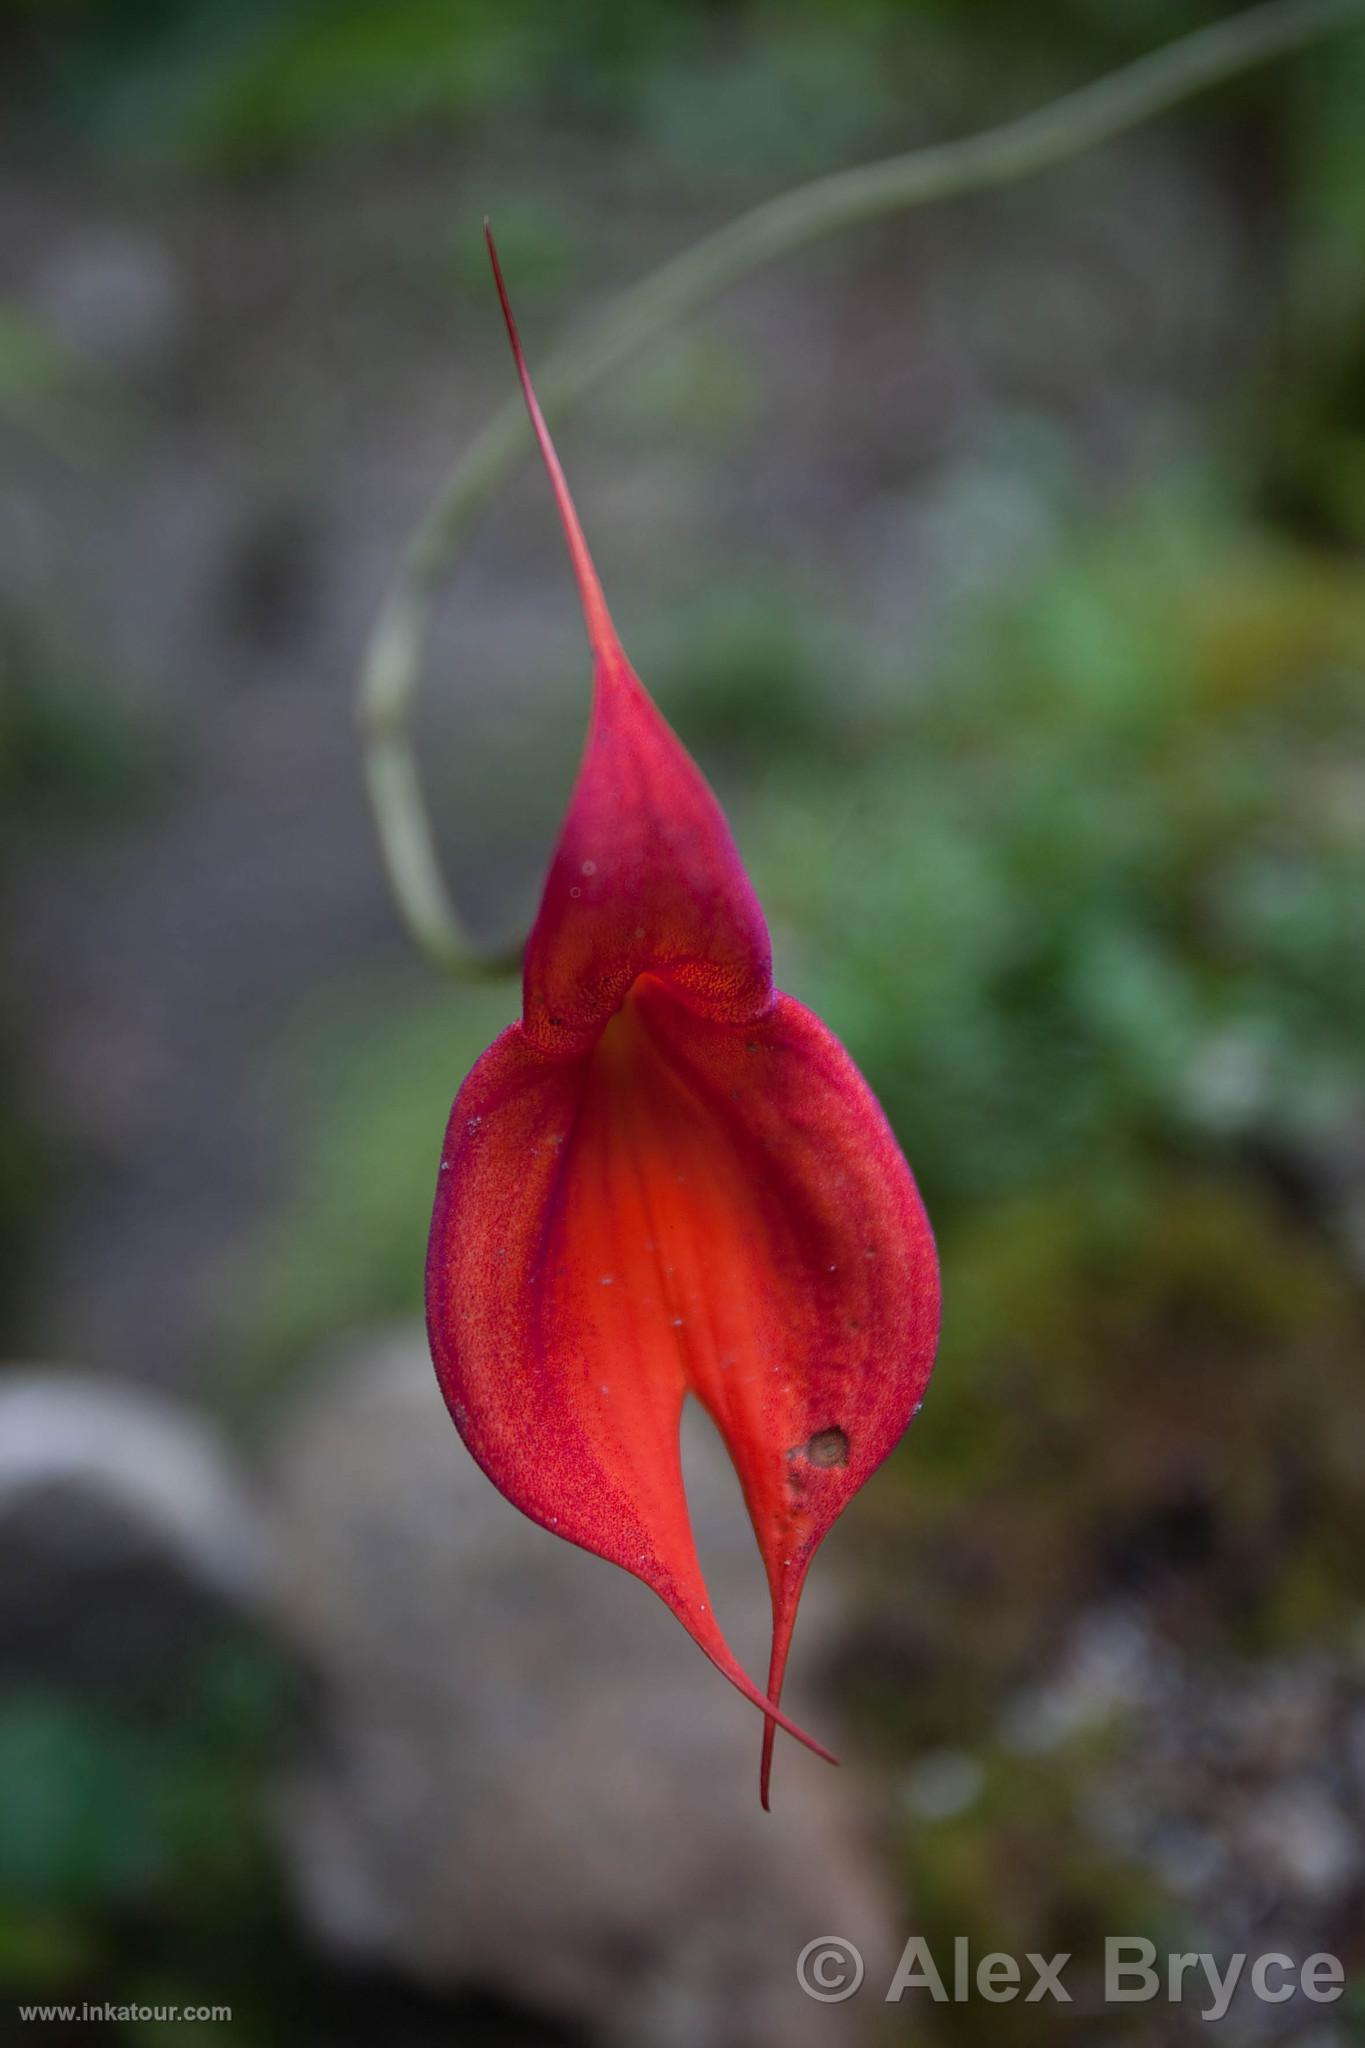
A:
[[427, 228, 940, 1804]]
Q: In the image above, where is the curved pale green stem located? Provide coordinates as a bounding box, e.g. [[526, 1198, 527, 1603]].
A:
[[358, 0, 1365, 974]]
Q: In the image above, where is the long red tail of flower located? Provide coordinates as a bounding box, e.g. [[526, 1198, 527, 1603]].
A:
[[486, 222, 618, 661], [699, 1621, 836, 1767], [759, 1560, 812, 1810]]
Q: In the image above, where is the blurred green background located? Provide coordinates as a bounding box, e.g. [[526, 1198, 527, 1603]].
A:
[[2, 1, 1364, 2043]]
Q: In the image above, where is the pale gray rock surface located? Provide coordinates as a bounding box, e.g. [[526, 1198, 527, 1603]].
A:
[[268, 1330, 899, 2047], [0, 1367, 268, 1699]]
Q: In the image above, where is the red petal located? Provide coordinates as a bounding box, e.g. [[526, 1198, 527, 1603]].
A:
[[625, 981, 939, 1803], [426, 1008, 836, 1764], [427, 973, 937, 1775]]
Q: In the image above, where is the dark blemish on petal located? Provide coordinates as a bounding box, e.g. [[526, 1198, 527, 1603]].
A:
[[805, 1427, 849, 1469]]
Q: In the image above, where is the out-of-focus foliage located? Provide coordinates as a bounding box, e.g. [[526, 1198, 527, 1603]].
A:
[[0, 1647, 290, 2024], [4, 0, 1340, 183], [757, 514, 1365, 1225], [6, 0, 917, 177]]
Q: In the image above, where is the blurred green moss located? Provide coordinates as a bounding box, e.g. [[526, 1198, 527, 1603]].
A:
[[878, 1175, 1362, 1671], [894, 1745, 1168, 2046], [0, 1642, 289, 2008]]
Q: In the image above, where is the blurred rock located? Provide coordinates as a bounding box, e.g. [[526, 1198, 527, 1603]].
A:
[[0, 1367, 269, 1701], [31, 229, 185, 379], [269, 1330, 898, 2047]]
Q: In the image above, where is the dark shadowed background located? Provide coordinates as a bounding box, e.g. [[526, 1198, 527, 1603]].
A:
[[2, 2, 1364, 2043]]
